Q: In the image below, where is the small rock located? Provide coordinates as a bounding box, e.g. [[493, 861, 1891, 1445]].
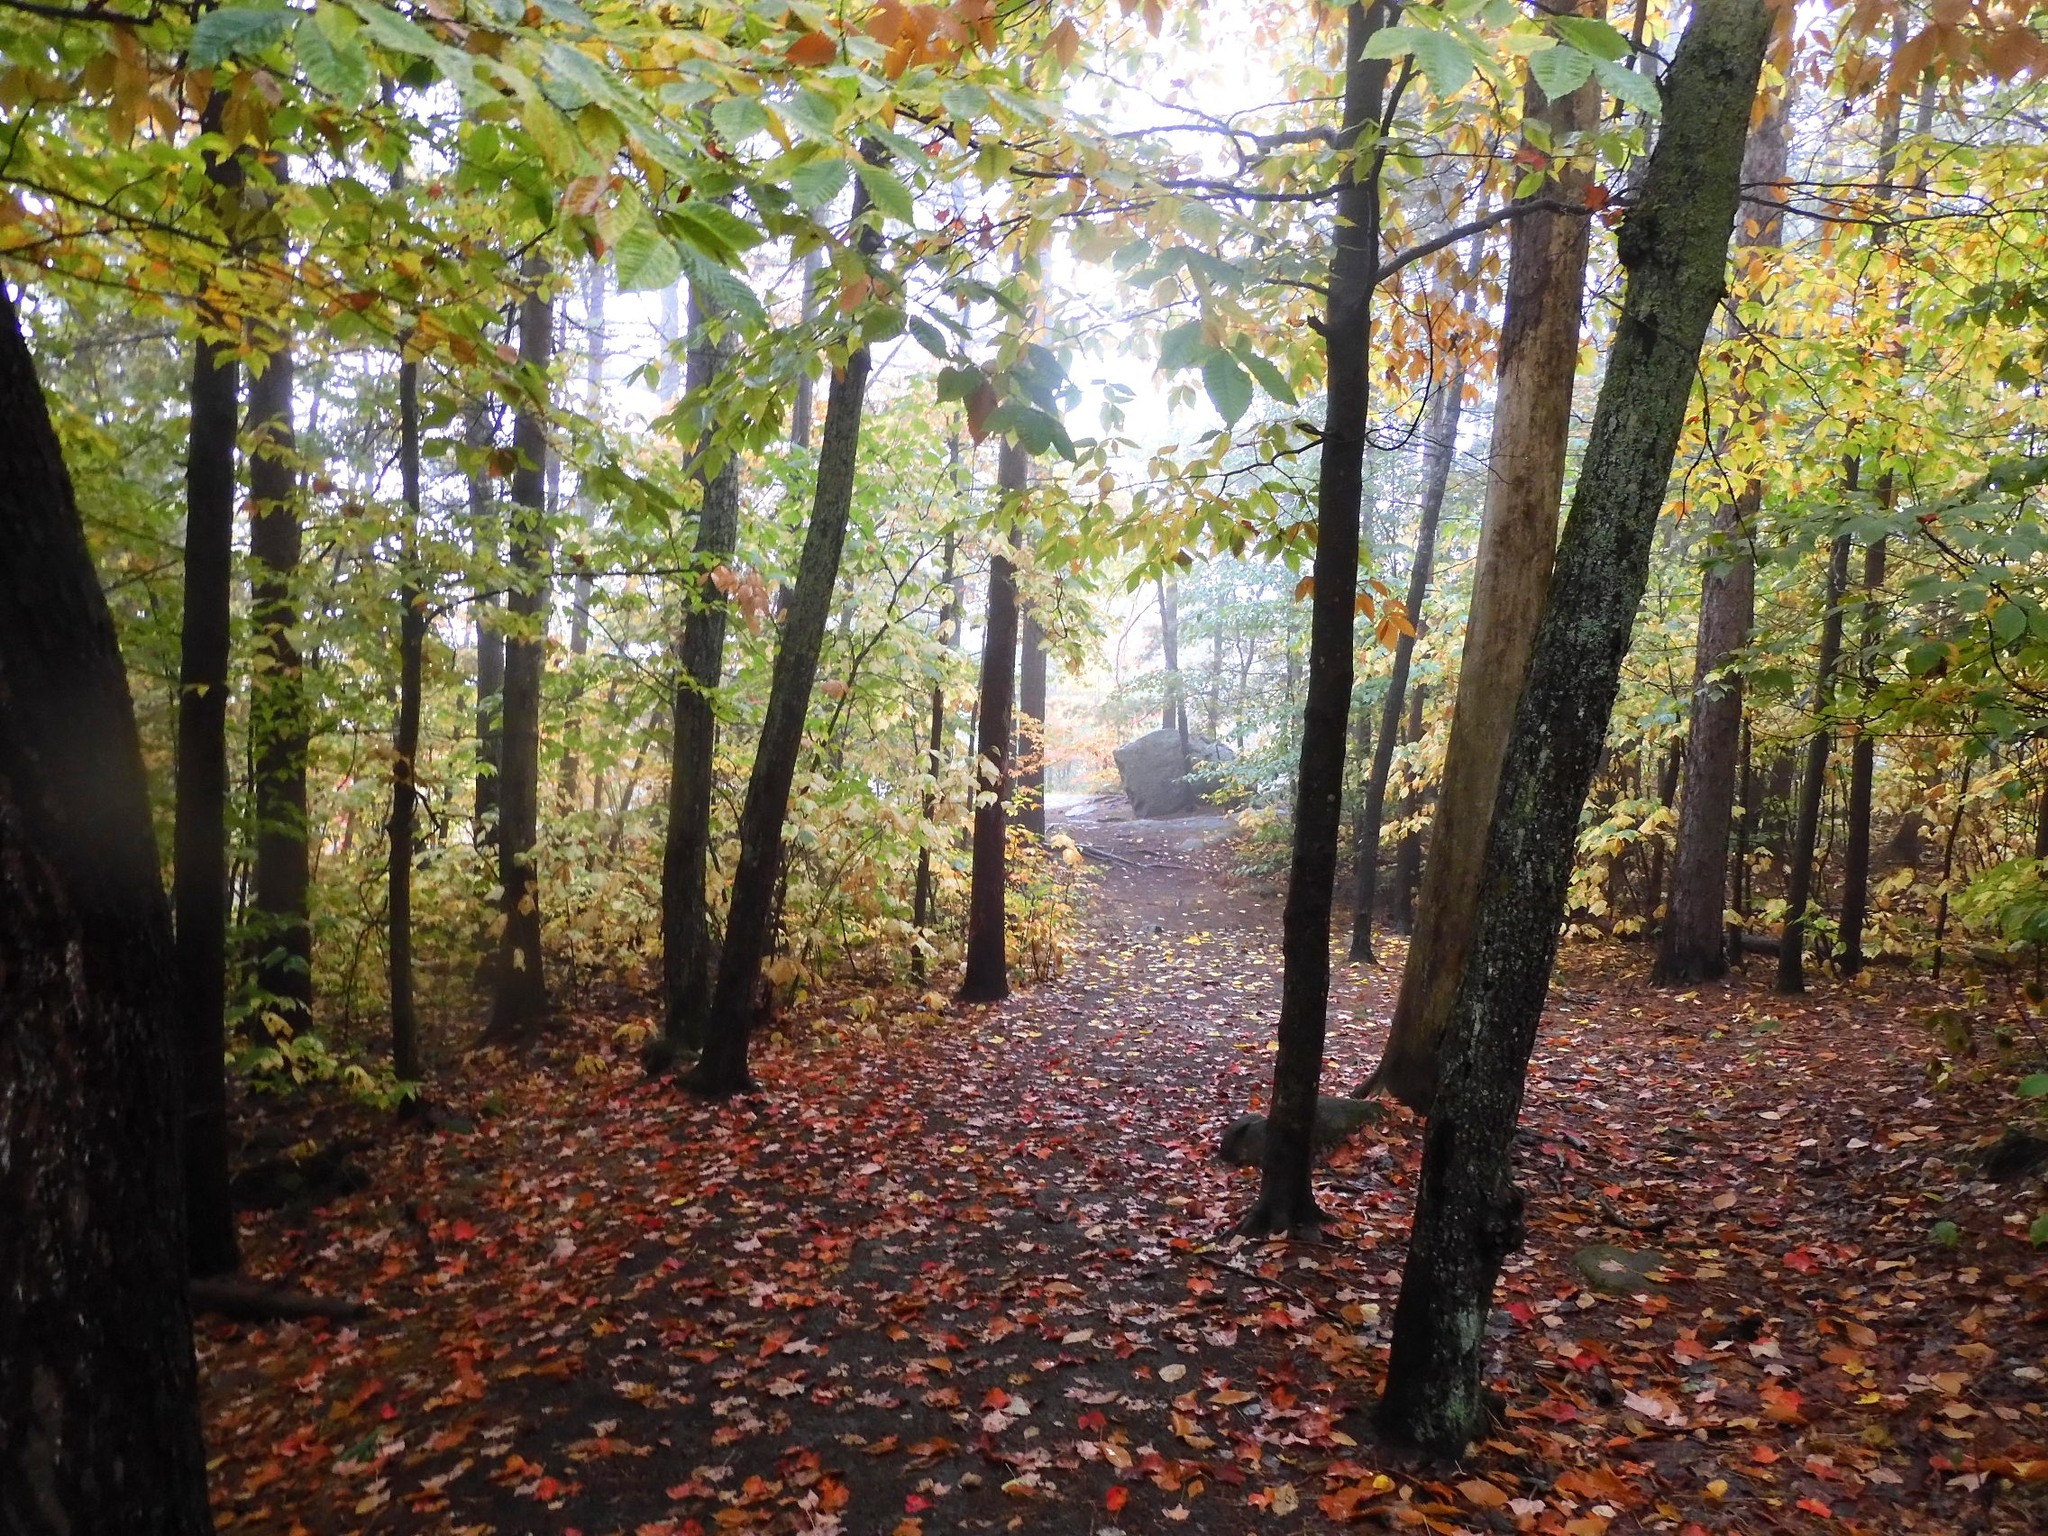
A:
[[1572, 1243, 1665, 1296]]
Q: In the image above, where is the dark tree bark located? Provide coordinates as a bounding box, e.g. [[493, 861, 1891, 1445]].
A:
[[1643, 739, 1684, 921], [960, 440, 1027, 1004], [468, 401, 503, 843], [1018, 605, 1048, 840], [1394, 680, 1428, 931], [1378, 0, 1771, 1453], [1369, 11, 1601, 1111], [1838, 532, 1888, 972], [487, 268, 553, 1039], [788, 246, 823, 450], [1238, 0, 1393, 1240], [387, 353, 425, 1081], [0, 279, 216, 1536], [1777, 531, 1852, 993], [686, 182, 881, 1096], [245, 323, 312, 1039], [1349, 363, 1463, 963], [659, 287, 741, 1060], [176, 327, 240, 1280], [912, 531, 960, 980]]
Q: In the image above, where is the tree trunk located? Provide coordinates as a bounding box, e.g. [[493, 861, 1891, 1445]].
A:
[[468, 401, 503, 843], [1777, 531, 1852, 994], [487, 267, 553, 1039], [1157, 572, 1186, 743], [1349, 362, 1463, 963], [788, 246, 823, 450], [1018, 602, 1048, 840], [960, 440, 1027, 1003], [1644, 739, 1683, 921], [1378, 0, 1770, 1453], [1838, 532, 1888, 972], [1237, 1, 1393, 1240], [686, 182, 880, 1096], [176, 326, 240, 1279], [912, 530, 959, 980], [1394, 680, 1427, 932], [1369, 13, 1602, 1111], [561, 263, 605, 809], [658, 286, 741, 1060], [388, 350, 426, 1082], [246, 326, 312, 1039], [0, 278, 216, 1536]]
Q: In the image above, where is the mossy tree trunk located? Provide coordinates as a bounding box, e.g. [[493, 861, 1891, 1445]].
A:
[[1378, 0, 1771, 1453]]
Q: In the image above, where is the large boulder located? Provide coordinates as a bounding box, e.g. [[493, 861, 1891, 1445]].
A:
[[1113, 728, 1235, 819]]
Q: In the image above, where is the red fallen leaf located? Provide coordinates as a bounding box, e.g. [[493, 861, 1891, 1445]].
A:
[[1761, 1385, 1806, 1425], [1784, 1247, 1820, 1274], [903, 1493, 933, 1513], [1797, 1497, 1834, 1517], [1105, 1486, 1129, 1513], [1505, 1301, 1536, 1325], [1077, 1410, 1108, 1433], [981, 1386, 1011, 1410], [451, 1217, 478, 1241], [1752, 1445, 1780, 1465]]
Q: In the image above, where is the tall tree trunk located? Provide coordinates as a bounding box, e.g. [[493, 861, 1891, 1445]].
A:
[[1732, 715, 1754, 961], [1838, 532, 1887, 972], [1369, 13, 1602, 1111], [960, 440, 1027, 1003], [1394, 679, 1428, 931], [246, 322, 311, 1039], [912, 530, 960, 980], [1644, 739, 1683, 921], [561, 262, 605, 810], [0, 280, 216, 1536], [1777, 530, 1852, 993], [1238, 1, 1393, 1240], [487, 267, 553, 1039], [1378, 0, 1771, 1452], [388, 350, 425, 1082], [788, 246, 824, 450], [658, 286, 741, 1061], [468, 401, 503, 843], [1018, 601, 1048, 840], [1350, 361, 1464, 963], [686, 181, 880, 1096], [176, 320, 241, 1277], [1157, 572, 1186, 743]]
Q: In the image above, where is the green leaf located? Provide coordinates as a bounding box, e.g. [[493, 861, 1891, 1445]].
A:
[[710, 94, 770, 145], [855, 161, 916, 226], [940, 83, 991, 122], [1527, 43, 1594, 101], [2030, 1212, 2048, 1247], [295, 10, 373, 104], [1236, 348, 1298, 407], [787, 156, 850, 211], [1593, 54, 1662, 116], [1991, 599, 2032, 643], [347, 0, 441, 58], [1930, 1219, 1961, 1248], [191, 5, 294, 68], [613, 224, 681, 293], [675, 244, 763, 325], [2019, 1073, 2048, 1098], [1202, 351, 1252, 426], [782, 87, 843, 143], [670, 199, 764, 262], [1362, 25, 1477, 98], [1552, 15, 1632, 60], [1158, 319, 1206, 373]]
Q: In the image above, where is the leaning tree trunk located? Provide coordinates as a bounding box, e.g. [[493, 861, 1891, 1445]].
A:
[[1350, 356, 1464, 963], [387, 350, 426, 1081], [246, 328, 312, 1040], [1238, 0, 1393, 1240], [686, 182, 880, 1097], [0, 279, 216, 1536], [176, 320, 241, 1280], [1777, 531, 1851, 994], [487, 267, 554, 1039], [1378, 0, 1770, 1453], [959, 440, 1027, 1004], [1368, 11, 1601, 1111], [658, 286, 741, 1061]]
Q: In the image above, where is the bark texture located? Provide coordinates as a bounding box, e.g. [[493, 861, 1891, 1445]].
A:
[[488, 270, 553, 1038], [468, 401, 503, 843], [912, 532, 959, 979], [1018, 605, 1048, 840], [1371, 17, 1601, 1110], [388, 354, 425, 1080], [660, 288, 741, 1057], [0, 280, 216, 1536], [1837, 533, 1887, 973], [1238, 0, 1392, 1240], [960, 440, 1027, 1004], [1777, 531, 1851, 993], [1378, 0, 1771, 1452]]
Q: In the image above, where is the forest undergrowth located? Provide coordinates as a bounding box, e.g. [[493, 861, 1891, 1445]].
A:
[[201, 807, 2048, 1536]]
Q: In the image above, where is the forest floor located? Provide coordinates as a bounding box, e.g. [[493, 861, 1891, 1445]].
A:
[[201, 798, 2048, 1536]]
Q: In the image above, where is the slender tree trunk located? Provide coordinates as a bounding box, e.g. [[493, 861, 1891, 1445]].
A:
[[960, 440, 1027, 1003], [1238, 0, 1393, 1240], [561, 263, 605, 809], [468, 401, 503, 842], [1370, 13, 1601, 1111], [658, 287, 741, 1061], [246, 318, 312, 1039], [1207, 603, 1224, 740], [176, 327, 240, 1279], [0, 280, 216, 1536], [1394, 680, 1427, 932], [1930, 756, 1975, 983], [1378, 0, 1771, 1452], [1157, 572, 1186, 744], [487, 267, 553, 1039], [686, 181, 880, 1096], [1838, 532, 1888, 972], [1350, 362, 1463, 963], [1731, 715, 1754, 963], [1777, 531, 1852, 993], [788, 246, 823, 450], [1018, 601, 1048, 840], [912, 531, 959, 980], [1644, 739, 1683, 921], [388, 350, 426, 1082]]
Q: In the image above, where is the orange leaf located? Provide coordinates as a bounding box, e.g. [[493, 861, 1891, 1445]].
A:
[[786, 29, 837, 67], [1105, 1485, 1128, 1513], [1293, 575, 1314, 601]]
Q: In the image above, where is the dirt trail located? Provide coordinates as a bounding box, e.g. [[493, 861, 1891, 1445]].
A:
[[201, 803, 2048, 1535]]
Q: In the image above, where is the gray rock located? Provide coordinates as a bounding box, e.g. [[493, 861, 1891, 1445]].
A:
[[1218, 1096, 1385, 1167], [1571, 1243, 1665, 1295], [1113, 728, 1235, 819]]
